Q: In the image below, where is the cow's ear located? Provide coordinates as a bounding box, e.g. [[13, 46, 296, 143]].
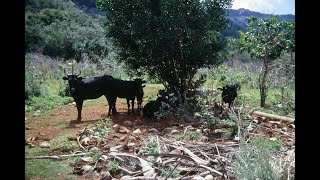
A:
[[78, 77, 83, 80], [62, 77, 68, 80]]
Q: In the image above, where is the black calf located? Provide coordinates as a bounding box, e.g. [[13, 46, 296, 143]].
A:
[[109, 78, 146, 115], [217, 84, 240, 112], [143, 91, 174, 118]]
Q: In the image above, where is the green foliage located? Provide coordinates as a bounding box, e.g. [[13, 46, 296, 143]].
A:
[[237, 16, 295, 60], [140, 136, 158, 154], [25, 0, 108, 62], [107, 160, 119, 174], [97, 0, 232, 103], [184, 131, 201, 140], [193, 94, 219, 129], [233, 137, 281, 180], [61, 141, 76, 152], [160, 164, 179, 178]]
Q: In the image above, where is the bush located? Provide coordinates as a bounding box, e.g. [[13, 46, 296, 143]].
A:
[[233, 137, 282, 180]]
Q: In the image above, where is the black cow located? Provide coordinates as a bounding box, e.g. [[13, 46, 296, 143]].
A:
[[109, 78, 146, 115], [217, 84, 240, 112], [143, 91, 174, 118], [62, 69, 116, 121]]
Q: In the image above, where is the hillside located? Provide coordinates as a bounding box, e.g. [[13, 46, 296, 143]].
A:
[[222, 8, 295, 38]]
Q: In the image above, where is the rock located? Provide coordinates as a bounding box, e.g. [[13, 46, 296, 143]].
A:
[[289, 124, 295, 129], [123, 121, 133, 127], [127, 142, 136, 147], [133, 129, 142, 135], [81, 157, 94, 163], [119, 135, 127, 141], [170, 129, 180, 135], [89, 147, 100, 152], [185, 125, 195, 130], [81, 165, 93, 174], [204, 175, 214, 180], [80, 137, 90, 145], [282, 127, 288, 132], [163, 127, 173, 134], [40, 141, 50, 148], [149, 128, 159, 133], [269, 137, 277, 141], [192, 175, 205, 180]]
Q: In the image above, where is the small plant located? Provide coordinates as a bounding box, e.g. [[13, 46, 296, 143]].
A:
[[139, 136, 158, 163], [233, 137, 281, 180], [160, 164, 179, 178], [91, 151, 103, 161], [154, 101, 173, 120], [184, 131, 201, 140], [61, 141, 75, 152], [107, 160, 119, 174]]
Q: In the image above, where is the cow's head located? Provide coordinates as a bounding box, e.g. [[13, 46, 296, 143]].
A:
[[157, 90, 174, 104], [134, 79, 147, 110], [62, 69, 83, 94]]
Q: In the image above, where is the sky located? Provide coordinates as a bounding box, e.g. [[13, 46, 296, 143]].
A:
[[231, 0, 295, 15]]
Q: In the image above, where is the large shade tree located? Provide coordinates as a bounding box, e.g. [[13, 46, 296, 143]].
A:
[[237, 16, 295, 107], [97, 0, 232, 104]]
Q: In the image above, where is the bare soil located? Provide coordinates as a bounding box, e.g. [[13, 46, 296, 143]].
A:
[[25, 101, 186, 143]]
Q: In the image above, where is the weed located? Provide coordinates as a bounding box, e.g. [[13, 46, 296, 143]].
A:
[[184, 131, 201, 140], [232, 137, 282, 180], [160, 164, 179, 178], [107, 160, 119, 174]]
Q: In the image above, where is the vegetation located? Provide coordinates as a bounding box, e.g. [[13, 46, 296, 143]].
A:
[[25, 0, 295, 179], [236, 16, 295, 107], [97, 0, 233, 104], [233, 137, 283, 180]]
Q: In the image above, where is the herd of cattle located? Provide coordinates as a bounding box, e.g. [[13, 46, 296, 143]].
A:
[[62, 69, 240, 121]]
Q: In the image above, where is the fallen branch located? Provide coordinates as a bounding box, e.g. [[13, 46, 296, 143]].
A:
[[77, 136, 86, 151], [170, 145, 209, 165], [25, 152, 87, 160], [109, 152, 155, 177], [252, 111, 295, 123], [165, 162, 180, 180], [199, 164, 224, 177]]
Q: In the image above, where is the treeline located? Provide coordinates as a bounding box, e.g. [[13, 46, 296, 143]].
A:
[[25, 0, 107, 63]]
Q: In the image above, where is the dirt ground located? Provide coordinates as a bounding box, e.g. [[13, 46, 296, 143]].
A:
[[25, 101, 187, 142]]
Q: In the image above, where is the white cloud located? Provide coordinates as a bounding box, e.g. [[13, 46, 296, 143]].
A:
[[232, 0, 295, 15]]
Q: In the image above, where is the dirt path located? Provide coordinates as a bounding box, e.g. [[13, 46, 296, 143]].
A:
[[25, 101, 184, 141]]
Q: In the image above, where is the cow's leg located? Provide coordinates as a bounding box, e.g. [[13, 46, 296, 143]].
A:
[[106, 96, 116, 116], [131, 99, 134, 114], [76, 100, 83, 121], [127, 99, 130, 115], [220, 101, 224, 114], [112, 97, 118, 115]]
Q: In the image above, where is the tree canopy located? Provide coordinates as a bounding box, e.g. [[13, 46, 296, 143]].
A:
[[98, 0, 232, 103]]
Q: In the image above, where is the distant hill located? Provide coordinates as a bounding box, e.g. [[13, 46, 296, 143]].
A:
[[222, 8, 295, 38], [70, 1, 295, 39]]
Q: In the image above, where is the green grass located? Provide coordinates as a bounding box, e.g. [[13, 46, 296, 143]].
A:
[[25, 130, 80, 179], [25, 159, 78, 180]]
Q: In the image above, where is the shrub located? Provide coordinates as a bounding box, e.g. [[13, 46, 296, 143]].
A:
[[233, 137, 282, 180]]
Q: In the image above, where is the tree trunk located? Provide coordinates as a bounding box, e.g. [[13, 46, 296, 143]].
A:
[[259, 47, 270, 107]]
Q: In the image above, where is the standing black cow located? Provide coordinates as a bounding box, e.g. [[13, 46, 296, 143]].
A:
[[62, 69, 116, 121], [217, 84, 240, 112], [109, 78, 146, 115]]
